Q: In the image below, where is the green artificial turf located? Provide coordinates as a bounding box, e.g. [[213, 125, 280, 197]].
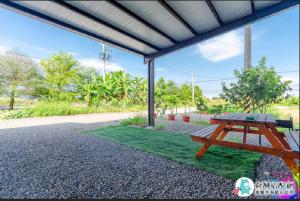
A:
[[87, 126, 262, 180]]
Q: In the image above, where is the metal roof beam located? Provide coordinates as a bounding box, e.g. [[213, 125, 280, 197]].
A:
[[106, 0, 178, 44], [0, 1, 145, 56], [157, 0, 198, 36], [251, 0, 255, 13], [205, 0, 223, 26], [145, 0, 299, 59], [54, 1, 161, 51]]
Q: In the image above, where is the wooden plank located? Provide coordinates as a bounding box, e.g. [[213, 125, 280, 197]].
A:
[[191, 125, 218, 137], [266, 114, 276, 124], [191, 125, 217, 136], [227, 113, 242, 120], [256, 114, 267, 123], [211, 113, 232, 121], [285, 131, 299, 152], [212, 113, 238, 121], [191, 136, 299, 159], [230, 127, 262, 134], [226, 120, 267, 126], [291, 131, 299, 145], [214, 113, 274, 124]]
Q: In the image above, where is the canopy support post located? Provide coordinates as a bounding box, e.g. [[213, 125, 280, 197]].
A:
[[147, 58, 155, 127]]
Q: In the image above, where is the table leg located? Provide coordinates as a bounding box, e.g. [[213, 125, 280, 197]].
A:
[[258, 125, 284, 149], [257, 125, 299, 174], [243, 126, 247, 143], [195, 122, 227, 159], [218, 125, 232, 140], [282, 158, 299, 175], [268, 125, 291, 150], [196, 143, 210, 159]]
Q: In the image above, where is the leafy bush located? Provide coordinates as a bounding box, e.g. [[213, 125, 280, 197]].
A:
[[279, 96, 299, 106], [120, 116, 148, 127], [0, 109, 33, 119], [207, 103, 243, 114], [0, 101, 147, 119]]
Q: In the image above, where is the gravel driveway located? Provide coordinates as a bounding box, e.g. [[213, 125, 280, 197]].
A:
[[0, 113, 236, 199]]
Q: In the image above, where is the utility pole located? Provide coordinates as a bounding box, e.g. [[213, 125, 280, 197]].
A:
[[243, 24, 252, 144], [99, 43, 112, 83], [192, 72, 195, 103], [243, 25, 252, 112], [244, 25, 251, 68]]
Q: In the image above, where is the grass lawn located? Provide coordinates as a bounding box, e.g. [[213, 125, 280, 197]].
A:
[[88, 126, 262, 180]]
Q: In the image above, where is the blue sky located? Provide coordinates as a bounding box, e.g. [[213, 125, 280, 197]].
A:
[[0, 5, 298, 98]]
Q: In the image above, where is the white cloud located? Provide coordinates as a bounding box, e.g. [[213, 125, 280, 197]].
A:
[[0, 44, 10, 54], [281, 75, 299, 84], [79, 58, 123, 72], [197, 31, 243, 62], [155, 67, 165, 72]]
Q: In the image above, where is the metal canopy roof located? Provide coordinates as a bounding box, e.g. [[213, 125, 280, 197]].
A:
[[0, 0, 298, 59]]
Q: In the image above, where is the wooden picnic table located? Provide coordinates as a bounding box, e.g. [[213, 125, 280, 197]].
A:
[[191, 113, 299, 174]]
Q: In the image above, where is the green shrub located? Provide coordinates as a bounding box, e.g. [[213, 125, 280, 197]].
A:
[[207, 103, 243, 114], [30, 101, 72, 116], [120, 116, 148, 127], [0, 109, 33, 119], [279, 96, 299, 106]]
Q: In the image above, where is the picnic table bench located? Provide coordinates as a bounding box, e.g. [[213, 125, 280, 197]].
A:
[[191, 113, 299, 174]]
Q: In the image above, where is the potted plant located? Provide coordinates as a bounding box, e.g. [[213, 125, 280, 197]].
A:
[[182, 110, 191, 122], [165, 95, 178, 121], [182, 101, 192, 122], [168, 112, 176, 121]]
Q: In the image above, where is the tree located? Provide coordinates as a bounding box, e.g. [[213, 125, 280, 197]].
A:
[[155, 77, 168, 114], [131, 77, 147, 105], [179, 83, 192, 110], [76, 66, 99, 106], [164, 94, 179, 114], [221, 57, 291, 113], [40, 52, 78, 100], [0, 50, 40, 110]]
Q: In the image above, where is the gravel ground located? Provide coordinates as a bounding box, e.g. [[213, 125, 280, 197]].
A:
[[0, 114, 236, 199], [0, 113, 295, 199]]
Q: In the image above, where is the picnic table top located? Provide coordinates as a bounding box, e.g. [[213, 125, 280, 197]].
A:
[[212, 113, 276, 125]]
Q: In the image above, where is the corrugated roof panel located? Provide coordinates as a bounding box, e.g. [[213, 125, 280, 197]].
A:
[[68, 1, 173, 49], [118, 0, 194, 42], [212, 1, 252, 23], [254, 0, 281, 10], [1, 0, 296, 58], [166, 1, 220, 34], [15, 1, 157, 55]]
